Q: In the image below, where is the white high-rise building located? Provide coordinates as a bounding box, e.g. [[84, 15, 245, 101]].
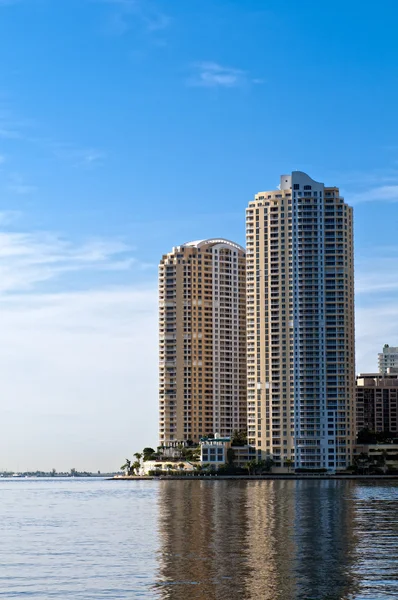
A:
[[378, 345, 398, 374], [246, 172, 355, 471]]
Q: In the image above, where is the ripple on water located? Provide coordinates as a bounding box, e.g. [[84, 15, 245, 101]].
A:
[[0, 479, 397, 599]]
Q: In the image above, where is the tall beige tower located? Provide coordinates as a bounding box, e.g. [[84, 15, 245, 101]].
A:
[[246, 172, 355, 471], [159, 239, 246, 446]]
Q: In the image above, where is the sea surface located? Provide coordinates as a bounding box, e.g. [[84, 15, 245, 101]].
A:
[[0, 478, 397, 599]]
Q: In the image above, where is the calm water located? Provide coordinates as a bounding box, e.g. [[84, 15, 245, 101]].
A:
[[0, 479, 397, 599]]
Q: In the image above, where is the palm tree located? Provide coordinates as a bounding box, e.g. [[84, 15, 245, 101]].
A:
[[354, 452, 370, 474], [131, 461, 141, 475], [165, 463, 173, 474], [120, 458, 131, 474], [178, 463, 185, 471], [378, 450, 388, 474], [134, 453, 142, 462], [245, 459, 257, 475], [231, 429, 247, 446], [226, 447, 236, 466], [264, 457, 274, 472], [284, 458, 293, 473], [142, 448, 156, 461]]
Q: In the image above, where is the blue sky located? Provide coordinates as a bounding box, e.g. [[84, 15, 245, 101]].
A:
[[1, 0, 398, 471]]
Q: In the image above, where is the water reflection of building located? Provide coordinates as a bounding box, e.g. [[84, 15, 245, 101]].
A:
[[292, 481, 358, 599], [154, 480, 251, 600], [244, 481, 358, 599], [154, 480, 359, 600], [351, 482, 398, 597], [244, 481, 297, 599]]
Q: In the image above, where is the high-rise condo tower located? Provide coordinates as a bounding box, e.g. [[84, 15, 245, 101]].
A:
[[159, 239, 246, 447], [246, 172, 355, 471]]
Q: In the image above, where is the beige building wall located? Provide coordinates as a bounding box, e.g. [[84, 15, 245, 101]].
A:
[[246, 172, 355, 471], [159, 239, 246, 446]]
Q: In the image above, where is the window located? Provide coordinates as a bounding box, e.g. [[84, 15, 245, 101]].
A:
[[293, 184, 300, 190]]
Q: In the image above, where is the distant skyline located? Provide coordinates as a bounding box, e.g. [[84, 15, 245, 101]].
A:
[[1, 0, 398, 471]]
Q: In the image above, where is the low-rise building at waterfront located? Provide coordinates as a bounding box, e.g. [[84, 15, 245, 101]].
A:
[[141, 460, 196, 475], [199, 434, 231, 466], [230, 445, 257, 467], [353, 444, 398, 472]]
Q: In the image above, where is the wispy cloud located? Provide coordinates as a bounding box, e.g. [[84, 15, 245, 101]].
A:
[[98, 0, 171, 36], [0, 211, 20, 225], [0, 216, 158, 471], [50, 143, 106, 168], [356, 262, 398, 295], [355, 244, 398, 371], [188, 62, 263, 88], [0, 101, 106, 171], [350, 184, 398, 204], [0, 229, 140, 293], [356, 302, 398, 373], [0, 109, 26, 139], [7, 173, 36, 195]]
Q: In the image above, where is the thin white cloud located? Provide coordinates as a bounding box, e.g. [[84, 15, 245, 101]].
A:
[[0, 220, 158, 471], [0, 105, 35, 140], [350, 184, 398, 204], [356, 302, 398, 374], [0, 120, 23, 139], [0, 210, 21, 225], [7, 173, 36, 195], [355, 245, 398, 372], [188, 62, 262, 88], [356, 274, 398, 295], [0, 230, 138, 293], [0, 104, 105, 170], [50, 143, 106, 168], [356, 253, 398, 295], [98, 0, 171, 35]]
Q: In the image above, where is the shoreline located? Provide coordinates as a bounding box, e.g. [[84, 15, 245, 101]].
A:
[[109, 474, 398, 481]]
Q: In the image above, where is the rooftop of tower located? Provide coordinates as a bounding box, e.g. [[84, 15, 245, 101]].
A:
[[182, 238, 245, 252]]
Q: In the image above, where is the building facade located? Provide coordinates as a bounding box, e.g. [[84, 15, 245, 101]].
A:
[[378, 345, 398, 374], [356, 372, 398, 434], [246, 171, 355, 471], [159, 239, 246, 446], [353, 444, 398, 472], [199, 435, 231, 466]]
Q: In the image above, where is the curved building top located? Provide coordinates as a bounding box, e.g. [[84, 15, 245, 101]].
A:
[[280, 171, 323, 190], [182, 238, 245, 252]]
